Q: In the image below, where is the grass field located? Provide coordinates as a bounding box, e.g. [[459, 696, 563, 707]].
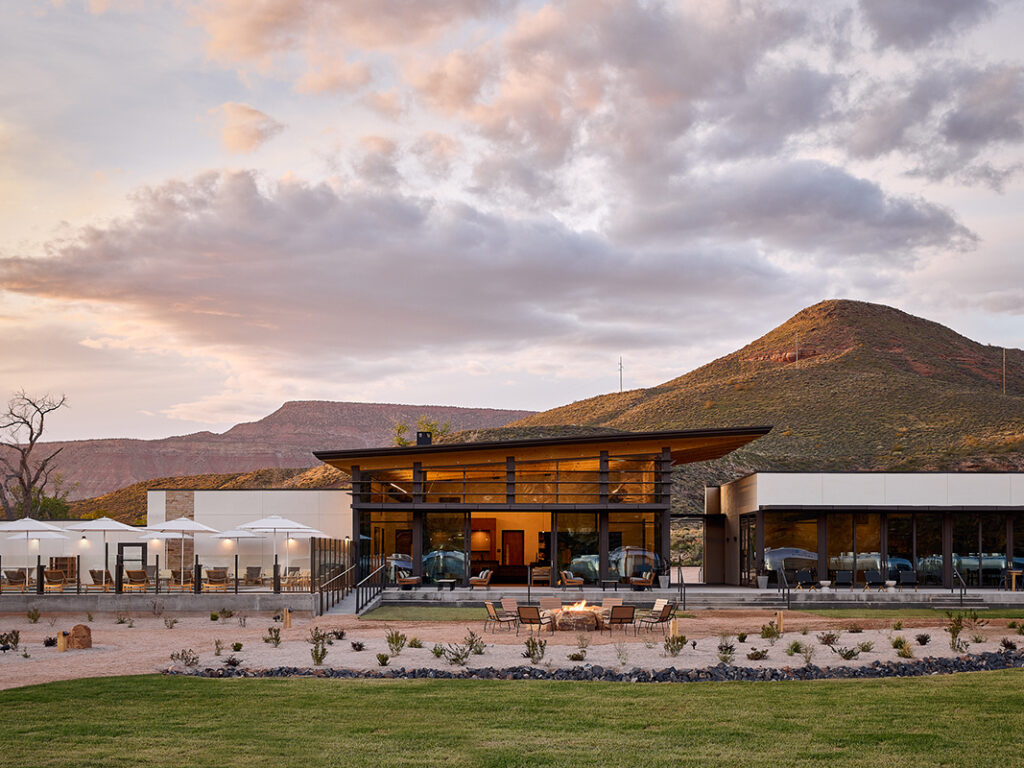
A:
[[803, 608, 1024, 619], [3, 672, 1024, 767]]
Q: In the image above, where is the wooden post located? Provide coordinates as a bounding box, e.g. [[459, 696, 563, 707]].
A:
[[283, 607, 292, 629], [57, 631, 68, 652], [776, 610, 784, 634]]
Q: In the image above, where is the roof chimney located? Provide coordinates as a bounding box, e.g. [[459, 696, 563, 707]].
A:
[[416, 431, 433, 446]]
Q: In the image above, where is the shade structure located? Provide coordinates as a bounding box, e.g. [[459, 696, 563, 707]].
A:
[[7, 531, 68, 540], [145, 517, 219, 574], [0, 517, 64, 578], [67, 516, 141, 588], [239, 516, 318, 572]]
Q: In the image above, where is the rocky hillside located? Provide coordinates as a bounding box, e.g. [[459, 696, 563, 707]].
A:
[[44, 401, 534, 501], [511, 300, 1024, 512]]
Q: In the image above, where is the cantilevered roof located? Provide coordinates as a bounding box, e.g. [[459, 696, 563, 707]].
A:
[[314, 426, 771, 473]]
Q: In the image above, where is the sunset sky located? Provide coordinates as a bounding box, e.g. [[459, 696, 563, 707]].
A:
[[1, 0, 1023, 441]]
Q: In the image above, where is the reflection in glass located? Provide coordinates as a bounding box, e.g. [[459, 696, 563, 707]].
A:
[[915, 514, 943, 586], [827, 514, 853, 579], [362, 510, 413, 578], [609, 511, 660, 583], [887, 514, 913, 580], [953, 513, 980, 586], [854, 513, 882, 583], [557, 512, 599, 583], [423, 512, 466, 583], [980, 512, 1007, 587], [764, 513, 817, 584]]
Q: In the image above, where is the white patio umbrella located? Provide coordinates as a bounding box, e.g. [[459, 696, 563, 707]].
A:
[[213, 529, 265, 577], [0, 517, 64, 580], [138, 530, 181, 571], [67, 516, 140, 589], [145, 517, 219, 575], [239, 516, 320, 573]]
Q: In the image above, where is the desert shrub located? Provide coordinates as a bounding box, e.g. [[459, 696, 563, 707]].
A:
[[114, 613, 129, 625], [785, 640, 804, 656], [897, 645, 915, 659], [817, 631, 841, 647], [223, 655, 241, 668], [443, 644, 471, 666], [664, 635, 687, 657], [971, 634, 985, 644], [614, 640, 629, 666], [746, 648, 768, 660], [376, 653, 389, 667], [522, 637, 547, 665], [263, 627, 282, 647], [310, 638, 328, 666], [1000, 637, 1018, 651], [307, 627, 329, 645], [857, 641, 875, 653], [26, 608, 40, 624], [1, 630, 21, 650], [214, 639, 224, 656], [408, 637, 423, 649], [164, 618, 178, 630], [431, 644, 444, 658], [576, 634, 591, 650], [891, 635, 909, 650], [736, 632, 747, 643], [717, 637, 736, 665], [964, 610, 989, 631], [848, 623, 863, 634], [800, 645, 815, 666], [350, 641, 365, 652], [328, 629, 346, 641], [567, 650, 586, 662], [218, 608, 234, 619], [170, 649, 198, 667], [835, 646, 860, 660], [464, 629, 486, 655], [385, 629, 407, 656], [760, 620, 780, 643], [43, 636, 57, 647], [231, 642, 243, 652], [1008, 620, 1018, 629], [892, 620, 903, 631], [915, 633, 931, 646], [944, 611, 969, 652], [210, 612, 219, 622]]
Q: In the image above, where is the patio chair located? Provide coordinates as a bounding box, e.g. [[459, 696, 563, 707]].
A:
[[395, 569, 422, 590], [604, 604, 636, 634], [170, 569, 193, 592], [863, 570, 885, 591], [560, 570, 584, 590], [483, 600, 517, 632], [43, 569, 66, 593], [122, 569, 150, 592], [794, 569, 819, 591], [539, 597, 563, 611], [85, 569, 114, 592], [600, 597, 623, 609], [637, 601, 675, 635], [629, 570, 655, 591], [202, 568, 229, 593], [897, 571, 918, 592], [531, 566, 550, 584], [833, 570, 853, 590], [516, 605, 553, 635], [469, 569, 493, 590], [243, 567, 265, 586], [2, 570, 28, 593], [499, 598, 518, 617]]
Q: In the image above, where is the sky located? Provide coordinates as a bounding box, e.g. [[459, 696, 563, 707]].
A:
[[1, 0, 1023, 442]]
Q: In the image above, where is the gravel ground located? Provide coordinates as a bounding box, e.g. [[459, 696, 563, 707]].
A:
[[0, 609, 1016, 690]]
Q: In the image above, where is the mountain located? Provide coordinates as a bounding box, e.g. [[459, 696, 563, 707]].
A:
[[509, 299, 1024, 512], [44, 401, 535, 501]]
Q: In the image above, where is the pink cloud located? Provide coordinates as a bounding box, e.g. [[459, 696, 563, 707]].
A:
[[212, 102, 284, 153]]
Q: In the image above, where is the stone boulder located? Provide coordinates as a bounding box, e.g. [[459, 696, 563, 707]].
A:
[[67, 624, 92, 650]]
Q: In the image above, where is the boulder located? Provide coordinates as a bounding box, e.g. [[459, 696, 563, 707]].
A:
[[67, 624, 92, 650]]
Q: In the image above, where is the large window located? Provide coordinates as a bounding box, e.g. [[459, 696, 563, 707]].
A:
[[423, 512, 467, 584], [887, 514, 913, 580], [361, 510, 413, 578], [953, 513, 981, 587], [980, 512, 1007, 587], [854, 513, 882, 583], [609, 511, 660, 583], [915, 513, 943, 585], [557, 512, 598, 583], [764, 512, 817, 584], [826, 513, 853, 578]]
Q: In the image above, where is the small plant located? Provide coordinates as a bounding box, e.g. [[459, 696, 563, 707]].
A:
[[307, 627, 329, 645], [848, 623, 863, 634], [857, 641, 875, 653], [1, 630, 21, 650], [47, 616, 57, 627], [218, 608, 234, 619], [231, 642, 243, 652], [150, 601, 164, 617], [746, 648, 768, 660], [915, 633, 931, 646], [223, 655, 241, 668], [311, 638, 328, 666], [523, 637, 547, 665], [736, 632, 747, 643], [263, 627, 282, 647], [114, 613, 129, 625], [464, 629, 486, 655], [971, 634, 985, 644], [237, 615, 247, 628], [1000, 637, 1018, 651], [328, 629, 346, 641], [376, 653, 390, 667], [800, 627, 808, 636], [43, 636, 57, 647], [800, 645, 815, 666], [717, 637, 736, 665], [816, 631, 840, 647], [944, 611, 969, 653], [896, 644, 914, 659], [643, 639, 656, 650], [964, 610, 989, 631], [21, 650, 30, 659], [164, 617, 178, 630], [408, 637, 423, 649], [664, 634, 688, 657], [567, 650, 587, 662], [85, 612, 94, 623], [431, 643, 444, 658], [26, 607, 40, 624], [126, 617, 135, 629], [785, 640, 805, 657], [210, 612, 220, 622], [443, 644, 471, 666], [170, 648, 199, 667], [1016, 624, 1024, 636], [351, 641, 366, 652], [614, 640, 629, 666], [891, 635, 909, 651], [835, 646, 860, 660], [385, 629, 407, 656], [576, 633, 591, 651], [1008, 620, 1018, 629], [760, 620, 780, 643], [214, 639, 224, 656], [892, 620, 903, 631]]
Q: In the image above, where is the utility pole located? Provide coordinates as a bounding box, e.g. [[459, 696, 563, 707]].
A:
[[619, 357, 623, 393]]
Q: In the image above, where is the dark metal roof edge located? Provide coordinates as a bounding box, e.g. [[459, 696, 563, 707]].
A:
[[313, 425, 773, 462], [146, 487, 351, 492]]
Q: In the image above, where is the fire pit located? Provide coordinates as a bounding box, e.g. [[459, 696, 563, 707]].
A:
[[553, 600, 604, 631]]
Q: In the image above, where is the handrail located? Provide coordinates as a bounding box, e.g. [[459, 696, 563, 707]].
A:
[[777, 568, 792, 609], [675, 558, 686, 612], [316, 564, 356, 616], [355, 563, 386, 613], [952, 567, 967, 607]]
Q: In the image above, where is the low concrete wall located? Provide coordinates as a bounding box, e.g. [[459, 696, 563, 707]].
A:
[[0, 592, 314, 615]]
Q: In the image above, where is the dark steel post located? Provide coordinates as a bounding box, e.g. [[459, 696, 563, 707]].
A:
[[194, 554, 201, 594], [76, 554, 81, 594], [155, 554, 160, 594], [234, 553, 239, 594], [114, 555, 123, 593], [36, 557, 44, 594], [273, 555, 281, 593]]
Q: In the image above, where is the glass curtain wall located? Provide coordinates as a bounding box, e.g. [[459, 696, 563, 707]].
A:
[[953, 513, 981, 586], [423, 512, 467, 584], [827, 513, 853, 579], [764, 512, 817, 584], [556, 512, 599, 583], [887, 514, 914, 579], [361, 510, 413, 578], [608, 511, 660, 582], [980, 512, 1007, 587], [915, 513, 943, 585], [740, 514, 756, 586], [1014, 513, 1024, 572], [854, 513, 882, 582]]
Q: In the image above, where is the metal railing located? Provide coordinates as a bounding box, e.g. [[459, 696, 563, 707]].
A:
[[675, 558, 686, 612], [952, 567, 967, 607], [355, 562, 386, 613], [777, 568, 792, 608], [316, 565, 356, 616]]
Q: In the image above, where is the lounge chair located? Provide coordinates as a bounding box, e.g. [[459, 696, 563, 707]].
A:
[[629, 570, 655, 591], [395, 569, 422, 590], [600, 597, 623, 609], [833, 570, 853, 590], [794, 569, 819, 591], [637, 601, 675, 635], [123, 569, 150, 593], [539, 597, 563, 611], [530, 566, 551, 584], [43, 569, 65, 593], [243, 566, 265, 586], [897, 571, 918, 592], [499, 598, 518, 617], [863, 570, 886, 591], [170, 569, 193, 592], [483, 600, 517, 632], [604, 604, 636, 634], [85, 569, 114, 592], [516, 605, 553, 635], [560, 570, 584, 590], [2, 570, 28, 593], [202, 568, 228, 593], [469, 569, 493, 590]]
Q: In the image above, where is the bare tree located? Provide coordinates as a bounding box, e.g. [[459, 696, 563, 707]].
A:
[[0, 391, 68, 520]]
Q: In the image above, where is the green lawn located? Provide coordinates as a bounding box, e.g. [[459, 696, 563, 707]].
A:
[[803, 608, 1024, 619], [3, 672, 1024, 767]]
